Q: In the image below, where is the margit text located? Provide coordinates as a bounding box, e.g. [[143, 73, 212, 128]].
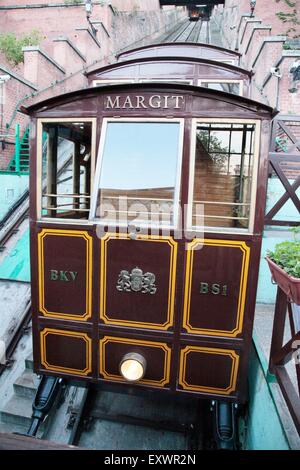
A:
[[105, 94, 185, 110]]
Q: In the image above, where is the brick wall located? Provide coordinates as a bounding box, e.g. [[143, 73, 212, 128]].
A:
[[0, 0, 185, 171]]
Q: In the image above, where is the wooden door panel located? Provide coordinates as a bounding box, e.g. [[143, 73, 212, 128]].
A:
[[183, 239, 250, 337], [100, 233, 177, 330]]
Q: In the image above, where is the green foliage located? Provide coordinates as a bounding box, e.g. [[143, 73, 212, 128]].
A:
[[198, 130, 229, 167], [64, 0, 82, 5], [0, 30, 41, 65], [276, 0, 296, 6], [267, 227, 300, 278], [275, 0, 300, 37]]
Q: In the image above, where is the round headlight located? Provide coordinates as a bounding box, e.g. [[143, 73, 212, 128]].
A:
[[119, 352, 146, 382]]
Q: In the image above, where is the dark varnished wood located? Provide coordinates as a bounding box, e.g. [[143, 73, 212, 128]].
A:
[[24, 82, 275, 403]]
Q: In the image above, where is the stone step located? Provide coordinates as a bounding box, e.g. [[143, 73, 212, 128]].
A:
[[0, 422, 28, 436], [0, 395, 33, 427], [13, 371, 39, 399], [25, 355, 34, 371]]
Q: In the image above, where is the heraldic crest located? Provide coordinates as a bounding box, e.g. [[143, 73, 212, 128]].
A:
[[116, 267, 157, 294]]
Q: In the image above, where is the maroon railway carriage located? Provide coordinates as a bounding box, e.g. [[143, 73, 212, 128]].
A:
[[86, 56, 251, 97], [116, 42, 241, 66], [23, 82, 275, 404]]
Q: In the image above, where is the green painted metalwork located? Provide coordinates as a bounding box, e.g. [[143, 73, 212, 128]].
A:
[[15, 124, 20, 173], [1, 125, 30, 175], [0, 228, 30, 282]]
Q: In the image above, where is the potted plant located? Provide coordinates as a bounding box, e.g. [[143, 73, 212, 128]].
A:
[[266, 227, 300, 305]]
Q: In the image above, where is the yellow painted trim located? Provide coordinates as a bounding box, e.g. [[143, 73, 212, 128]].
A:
[[38, 229, 93, 321], [183, 239, 250, 337], [179, 345, 239, 395], [40, 328, 92, 376], [99, 336, 171, 387], [100, 233, 177, 330]]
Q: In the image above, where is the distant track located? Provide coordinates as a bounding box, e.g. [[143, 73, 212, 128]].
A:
[[0, 300, 31, 376]]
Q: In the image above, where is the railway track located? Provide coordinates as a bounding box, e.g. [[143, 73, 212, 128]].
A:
[[164, 19, 204, 43], [0, 300, 31, 376], [69, 386, 205, 450]]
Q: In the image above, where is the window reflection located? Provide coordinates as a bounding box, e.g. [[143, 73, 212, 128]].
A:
[[41, 122, 92, 219], [192, 122, 255, 230], [96, 121, 181, 226], [200, 81, 241, 95]]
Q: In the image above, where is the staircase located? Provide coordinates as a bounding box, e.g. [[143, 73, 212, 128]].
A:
[[0, 354, 39, 434], [6, 125, 30, 174]]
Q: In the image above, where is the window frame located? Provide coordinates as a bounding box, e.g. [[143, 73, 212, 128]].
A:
[[187, 117, 261, 235], [92, 79, 135, 87], [36, 117, 97, 224], [138, 79, 194, 86], [90, 117, 185, 230], [198, 79, 244, 96]]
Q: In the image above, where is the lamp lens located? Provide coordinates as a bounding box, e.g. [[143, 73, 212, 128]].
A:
[[120, 358, 144, 382]]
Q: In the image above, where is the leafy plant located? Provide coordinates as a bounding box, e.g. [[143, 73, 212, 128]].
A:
[[275, 0, 300, 37], [64, 0, 82, 5], [0, 30, 41, 65], [197, 130, 229, 168], [267, 227, 300, 278]]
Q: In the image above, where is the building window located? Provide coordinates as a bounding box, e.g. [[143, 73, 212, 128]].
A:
[[199, 80, 243, 96], [92, 79, 134, 87], [91, 119, 183, 227], [189, 120, 258, 232], [39, 119, 95, 220]]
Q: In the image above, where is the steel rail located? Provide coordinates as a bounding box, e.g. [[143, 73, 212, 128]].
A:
[[0, 300, 32, 376]]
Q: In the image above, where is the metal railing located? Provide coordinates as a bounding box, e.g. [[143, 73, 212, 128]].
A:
[[266, 114, 300, 434], [268, 288, 300, 435]]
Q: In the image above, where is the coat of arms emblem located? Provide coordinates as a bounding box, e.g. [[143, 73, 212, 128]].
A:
[[116, 267, 157, 294]]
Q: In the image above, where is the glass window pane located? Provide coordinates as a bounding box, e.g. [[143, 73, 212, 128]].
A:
[[201, 82, 241, 95], [41, 121, 92, 219], [192, 122, 256, 230], [95, 121, 181, 226]]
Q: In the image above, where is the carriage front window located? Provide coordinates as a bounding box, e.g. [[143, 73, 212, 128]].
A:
[[93, 119, 183, 227], [189, 120, 258, 232], [39, 119, 95, 220]]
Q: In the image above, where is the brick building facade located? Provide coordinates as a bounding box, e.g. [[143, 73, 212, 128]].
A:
[[0, 0, 185, 169], [212, 0, 300, 113]]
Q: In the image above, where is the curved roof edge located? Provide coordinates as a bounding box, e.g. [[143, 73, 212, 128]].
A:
[[116, 42, 241, 60], [85, 55, 253, 78], [21, 82, 276, 117]]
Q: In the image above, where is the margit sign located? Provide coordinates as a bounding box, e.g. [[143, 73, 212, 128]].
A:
[[105, 94, 185, 110]]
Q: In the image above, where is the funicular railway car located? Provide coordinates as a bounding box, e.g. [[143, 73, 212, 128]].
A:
[[189, 7, 200, 21], [86, 56, 252, 97], [23, 81, 275, 419], [116, 42, 241, 66]]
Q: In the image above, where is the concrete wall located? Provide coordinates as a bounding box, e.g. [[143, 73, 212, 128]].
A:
[[0, 174, 29, 219]]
